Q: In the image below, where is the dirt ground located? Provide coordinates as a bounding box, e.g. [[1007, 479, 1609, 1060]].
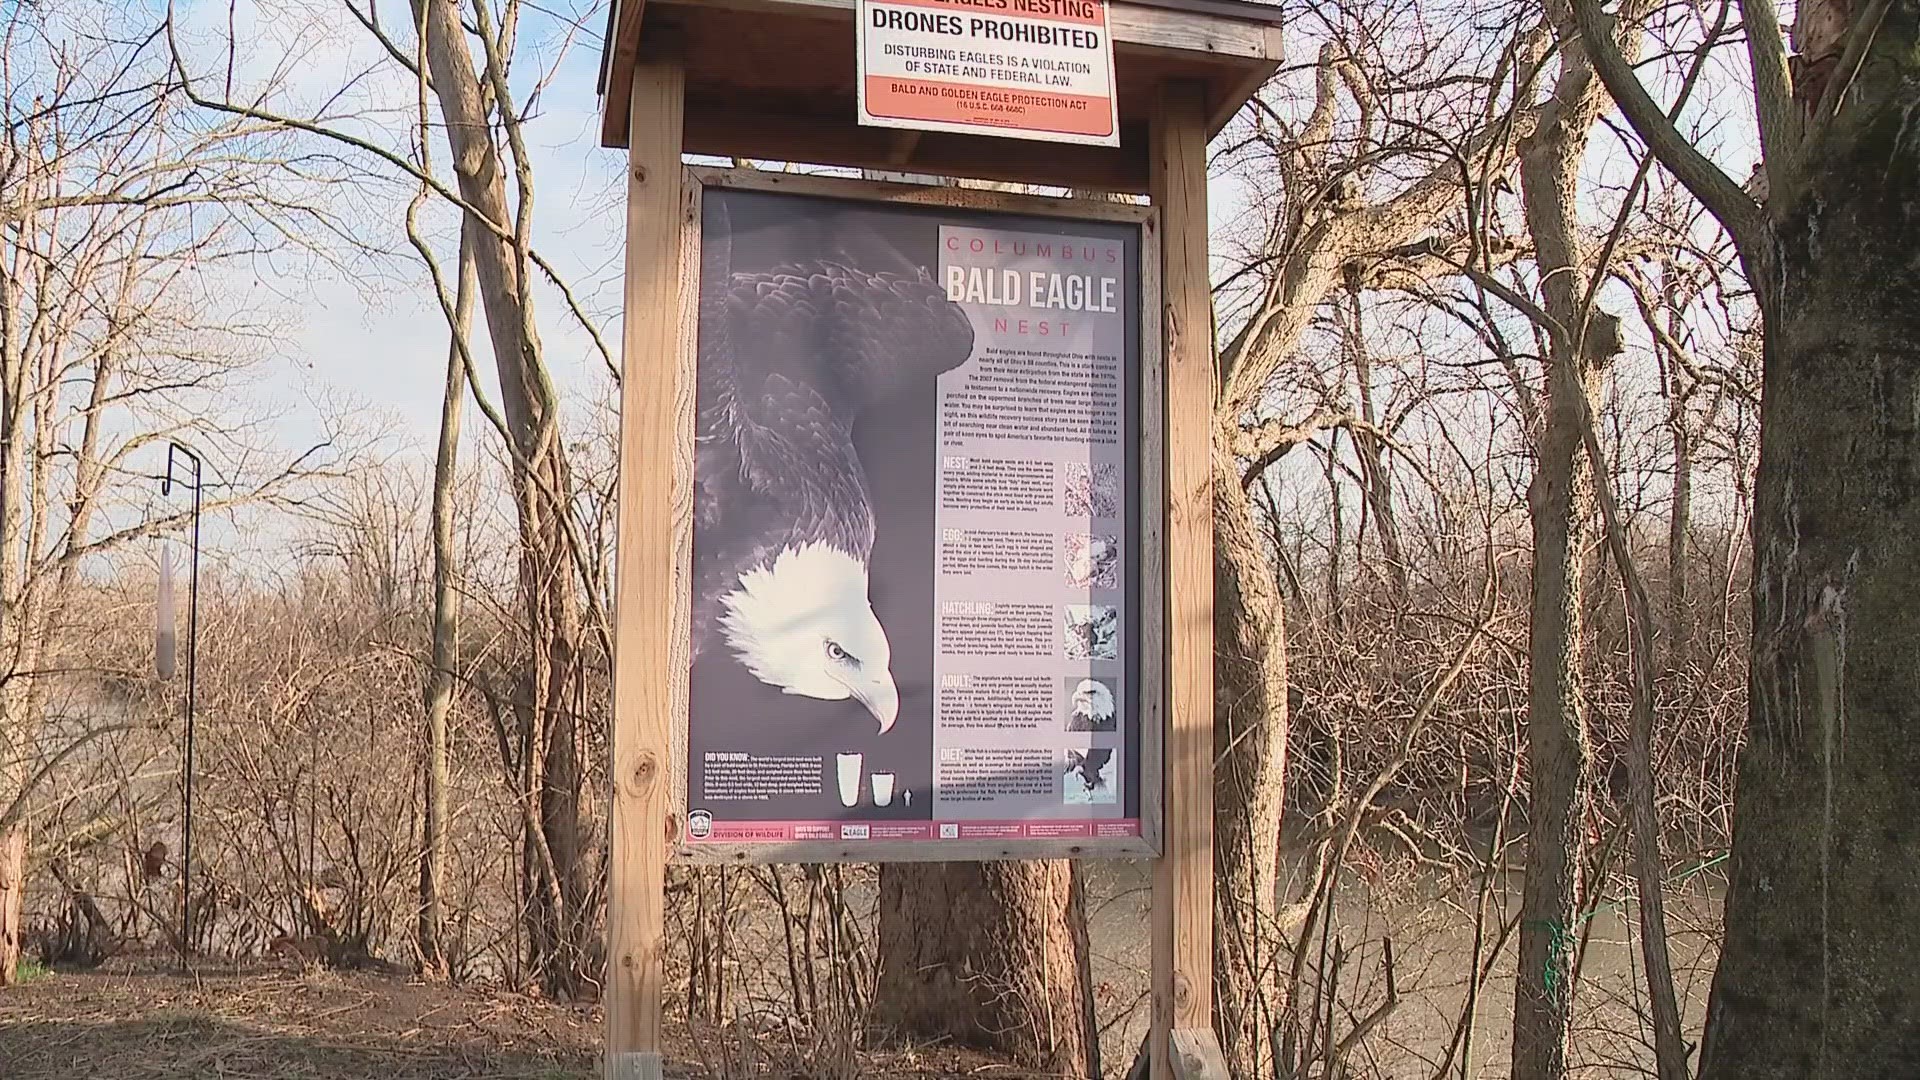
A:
[[0, 958, 1047, 1080]]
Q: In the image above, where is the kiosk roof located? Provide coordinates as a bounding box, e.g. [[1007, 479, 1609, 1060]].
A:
[[596, 0, 1282, 192]]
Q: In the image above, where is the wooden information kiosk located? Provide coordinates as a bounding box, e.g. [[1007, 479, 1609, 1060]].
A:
[[596, 1, 1282, 1075]]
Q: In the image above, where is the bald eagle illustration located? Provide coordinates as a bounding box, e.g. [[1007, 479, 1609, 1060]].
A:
[[692, 207, 976, 733]]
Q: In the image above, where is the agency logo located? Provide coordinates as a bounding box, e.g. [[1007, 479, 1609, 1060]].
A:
[[939, 823, 959, 839], [687, 810, 713, 840], [841, 824, 871, 840]]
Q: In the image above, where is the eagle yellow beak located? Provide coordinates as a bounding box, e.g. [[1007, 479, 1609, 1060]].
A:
[[854, 673, 900, 733]]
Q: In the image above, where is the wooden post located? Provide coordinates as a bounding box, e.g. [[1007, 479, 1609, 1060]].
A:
[[608, 48, 686, 1080], [1148, 79, 1227, 1080]]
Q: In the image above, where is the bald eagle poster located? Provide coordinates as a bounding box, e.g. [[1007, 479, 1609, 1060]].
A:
[[684, 181, 1147, 855]]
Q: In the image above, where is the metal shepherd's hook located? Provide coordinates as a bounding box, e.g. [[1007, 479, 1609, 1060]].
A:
[[158, 442, 202, 969]]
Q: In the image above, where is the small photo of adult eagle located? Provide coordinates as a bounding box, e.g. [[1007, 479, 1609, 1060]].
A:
[[1065, 678, 1116, 732], [692, 209, 976, 734]]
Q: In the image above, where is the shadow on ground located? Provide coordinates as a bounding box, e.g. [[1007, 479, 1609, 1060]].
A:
[[0, 966, 604, 1080], [0, 1013, 600, 1080], [0, 963, 1059, 1080]]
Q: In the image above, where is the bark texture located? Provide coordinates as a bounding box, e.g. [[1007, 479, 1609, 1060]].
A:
[[1697, 13, 1920, 1075], [0, 814, 23, 985], [1508, 274, 1592, 1080], [1507, 4, 1637, 1070], [418, 233, 473, 980], [1212, 428, 1289, 1077], [874, 861, 1094, 1074], [415, 0, 590, 995]]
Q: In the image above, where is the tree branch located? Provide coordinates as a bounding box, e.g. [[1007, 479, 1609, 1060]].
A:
[[1739, 0, 1802, 189], [0, 724, 136, 835], [1566, 0, 1766, 255]]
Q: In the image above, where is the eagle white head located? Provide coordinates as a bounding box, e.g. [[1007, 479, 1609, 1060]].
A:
[[718, 542, 899, 731], [1071, 678, 1114, 720]]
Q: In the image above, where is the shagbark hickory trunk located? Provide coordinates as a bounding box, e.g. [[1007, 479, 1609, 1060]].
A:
[[1213, 429, 1289, 1080], [1697, 25, 1920, 1076], [874, 861, 1095, 1074]]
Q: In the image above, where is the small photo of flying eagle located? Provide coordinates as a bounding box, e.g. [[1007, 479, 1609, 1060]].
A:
[[692, 208, 977, 735], [1065, 677, 1116, 732], [1062, 747, 1117, 805]]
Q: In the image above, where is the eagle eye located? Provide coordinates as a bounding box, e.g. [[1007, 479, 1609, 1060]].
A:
[[825, 640, 850, 663]]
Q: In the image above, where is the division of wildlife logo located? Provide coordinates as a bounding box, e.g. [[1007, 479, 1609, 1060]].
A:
[[687, 810, 713, 840]]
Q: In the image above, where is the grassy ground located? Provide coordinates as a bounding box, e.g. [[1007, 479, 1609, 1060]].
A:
[[0, 958, 1040, 1080], [0, 961, 600, 1080]]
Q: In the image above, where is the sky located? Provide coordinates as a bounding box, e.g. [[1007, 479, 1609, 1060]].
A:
[[186, 0, 1264, 468], [147, 0, 1763, 568], [159, 0, 630, 469]]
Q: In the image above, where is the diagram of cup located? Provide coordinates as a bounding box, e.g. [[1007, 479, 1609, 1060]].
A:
[[836, 753, 863, 808], [872, 772, 895, 807]]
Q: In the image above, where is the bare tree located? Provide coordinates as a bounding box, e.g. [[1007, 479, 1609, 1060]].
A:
[[167, 0, 619, 994], [1564, 0, 1920, 1075], [407, 0, 595, 995], [1502, 4, 1648, 1074], [0, 3, 339, 981], [1203, 7, 1559, 1070], [416, 212, 474, 980]]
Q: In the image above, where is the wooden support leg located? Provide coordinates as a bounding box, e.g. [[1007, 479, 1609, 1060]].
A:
[[608, 49, 687, 1080], [1149, 78, 1227, 1080]]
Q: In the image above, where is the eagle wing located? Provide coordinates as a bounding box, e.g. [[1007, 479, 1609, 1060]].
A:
[[692, 259, 976, 655]]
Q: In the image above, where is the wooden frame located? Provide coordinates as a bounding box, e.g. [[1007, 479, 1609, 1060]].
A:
[[608, 49, 686, 1080], [607, 9, 1252, 1072], [1147, 79, 1223, 1080], [665, 166, 1166, 866]]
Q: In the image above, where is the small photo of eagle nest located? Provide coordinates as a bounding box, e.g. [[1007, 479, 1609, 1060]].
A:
[[1063, 604, 1119, 661], [1063, 533, 1119, 589], [1064, 461, 1118, 518]]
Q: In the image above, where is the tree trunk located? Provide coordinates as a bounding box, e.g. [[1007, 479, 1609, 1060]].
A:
[[415, 0, 589, 996], [1666, 411, 1692, 658], [1510, 368, 1590, 1080], [874, 861, 1095, 1075], [1697, 40, 1920, 1077], [0, 813, 25, 986], [1508, 7, 1624, 1066], [418, 232, 473, 981], [1213, 431, 1289, 1080], [1347, 288, 1407, 603]]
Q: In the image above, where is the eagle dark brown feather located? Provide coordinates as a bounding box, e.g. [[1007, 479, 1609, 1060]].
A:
[[691, 259, 975, 658]]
